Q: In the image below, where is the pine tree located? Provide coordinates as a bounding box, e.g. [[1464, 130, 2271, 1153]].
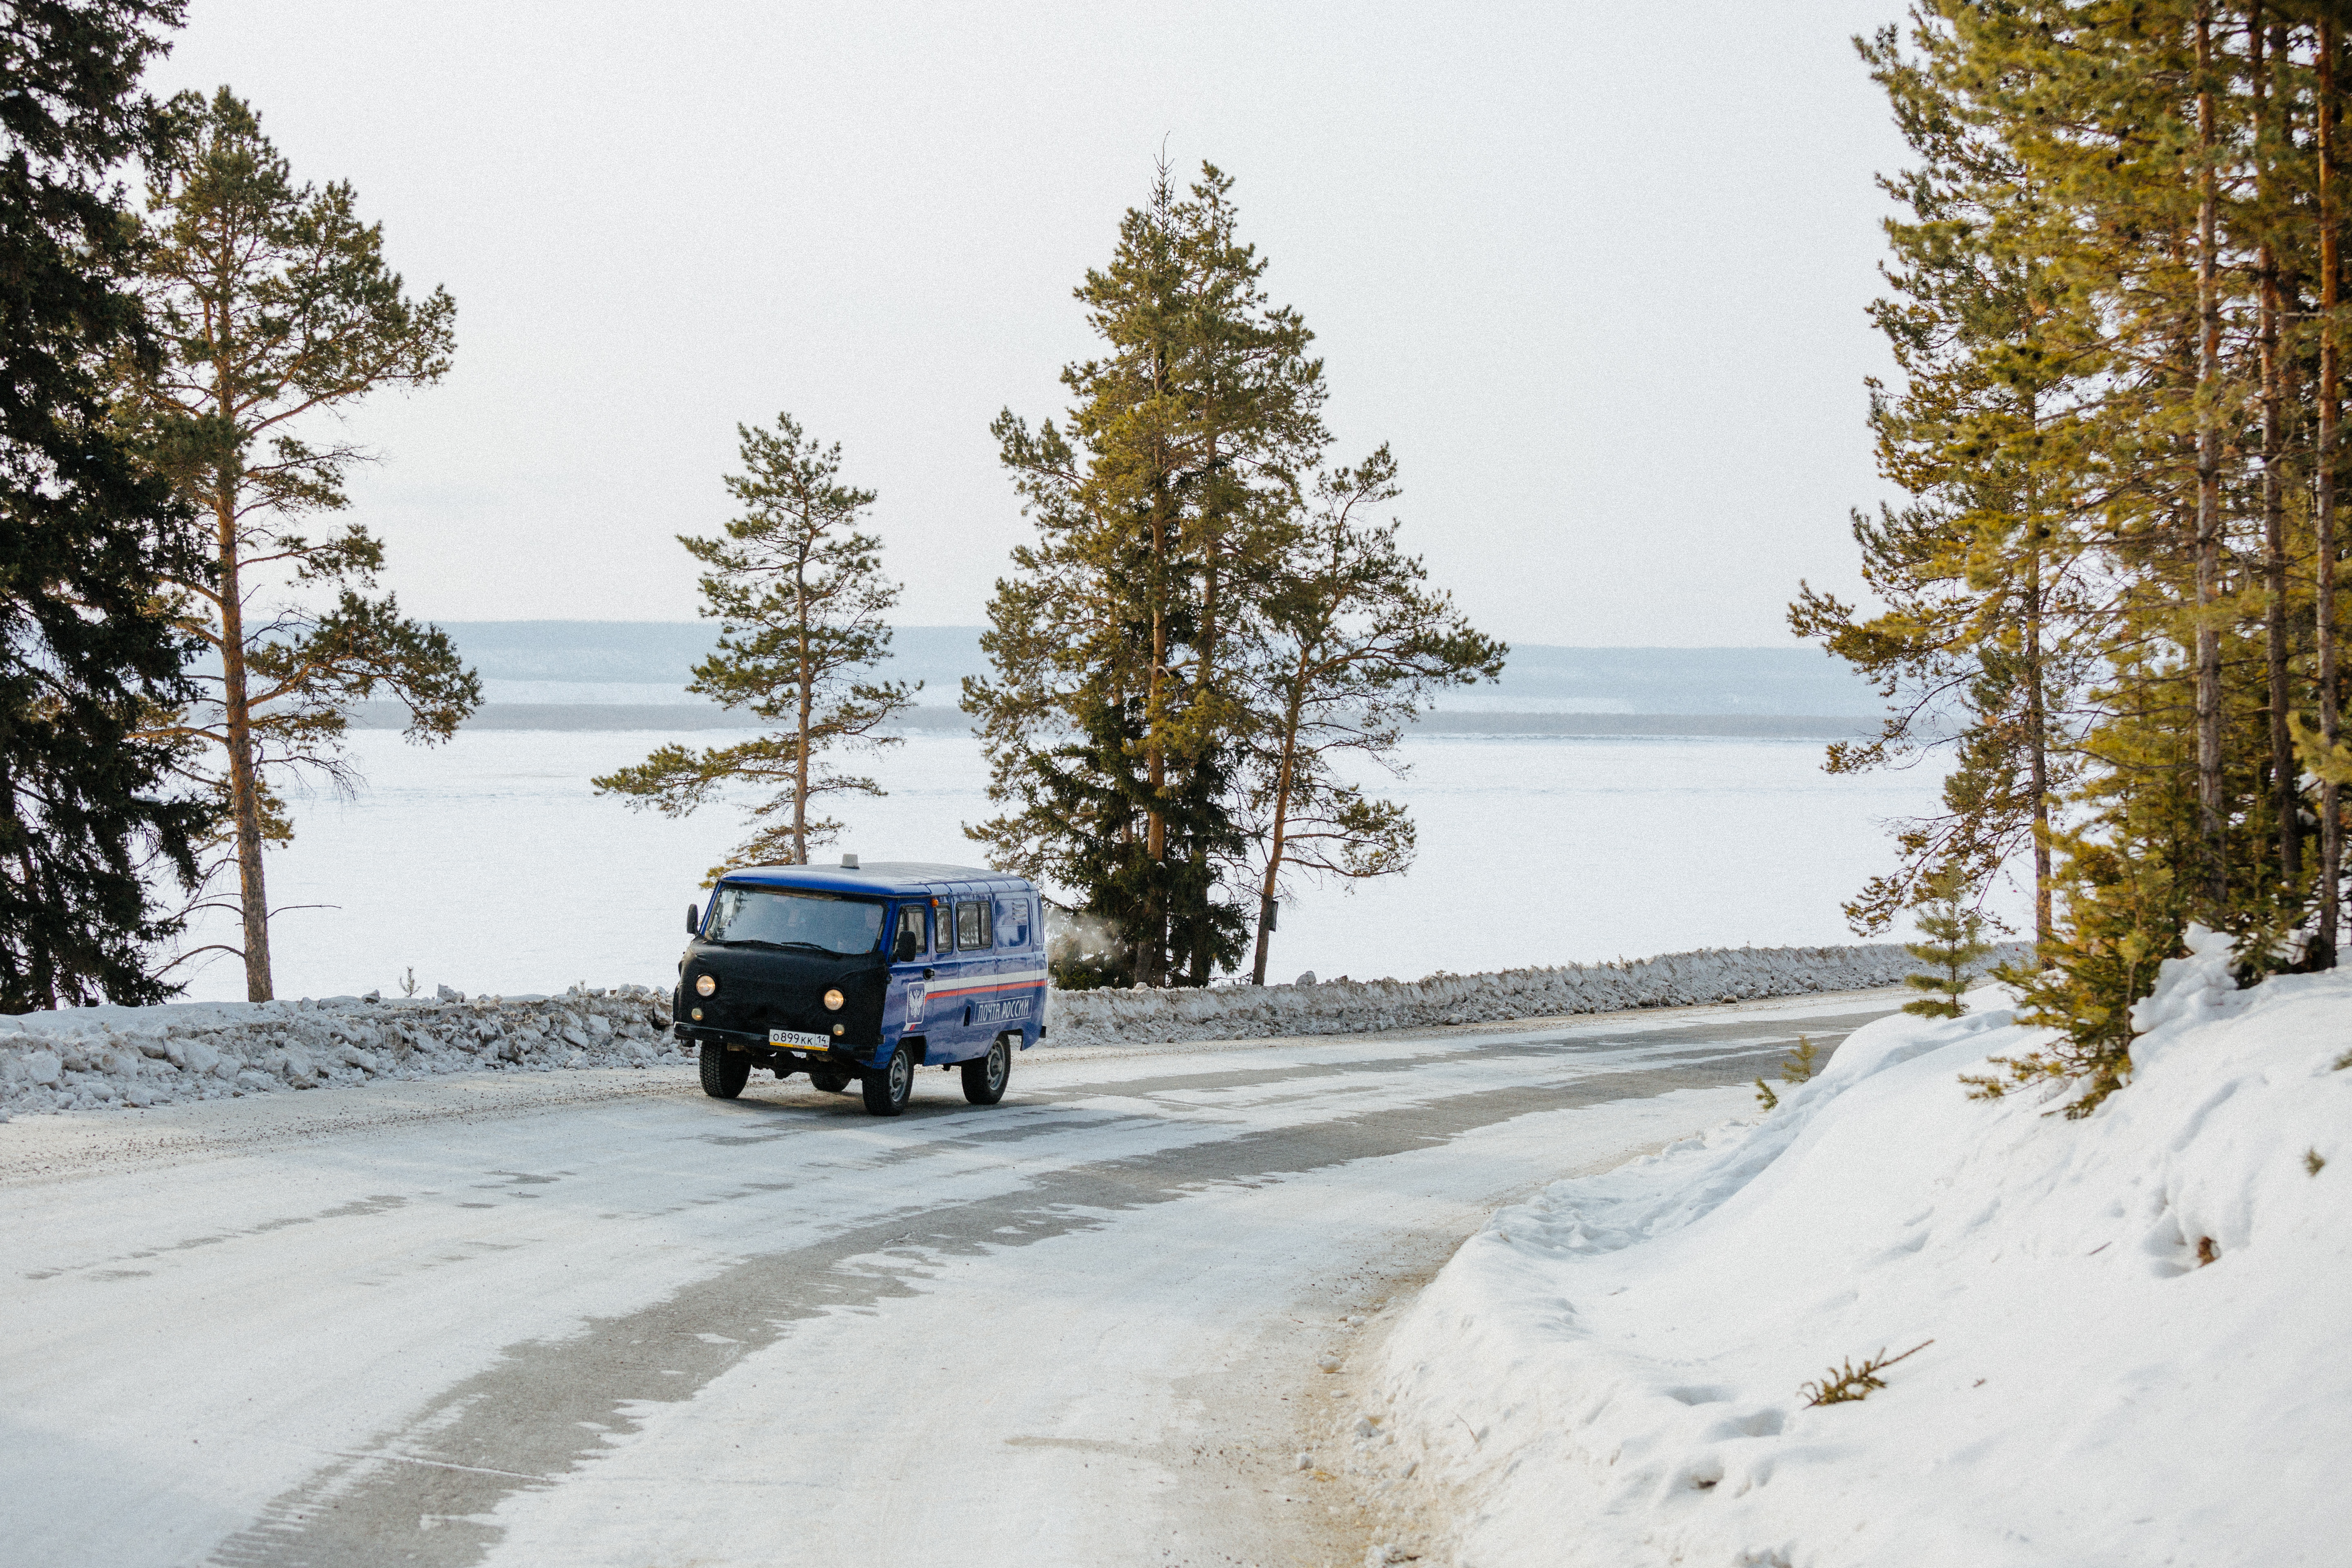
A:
[[0, 0, 214, 1009], [1831, 3, 2352, 1107], [1792, 17, 2101, 946], [114, 88, 475, 1001], [594, 414, 915, 875], [968, 162, 1325, 987], [1902, 866, 1997, 1018], [1244, 449, 1503, 984]]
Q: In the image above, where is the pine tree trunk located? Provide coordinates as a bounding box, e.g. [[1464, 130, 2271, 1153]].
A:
[[1250, 651, 1311, 987], [1143, 482, 1171, 988], [2322, 21, 2344, 964], [2, 754, 56, 1009], [1189, 420, 1224, 989], [2258, 7, 2300, 895], [2193, 5, 2227, 917], [2025, 535, 2052, 949], [793, 555, 812, 866], [215, 490, 274, 1002]]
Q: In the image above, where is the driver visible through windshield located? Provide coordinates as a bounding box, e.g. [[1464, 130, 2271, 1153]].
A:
[[705, 886, 885, 954]]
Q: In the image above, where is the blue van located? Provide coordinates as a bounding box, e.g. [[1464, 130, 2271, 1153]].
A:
[[673, 857, 1047, 1117]]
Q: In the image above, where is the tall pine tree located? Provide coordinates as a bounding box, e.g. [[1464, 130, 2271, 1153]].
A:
[[594, 414, 916, 876], [115, 89, 476, 1002], [968, 163, 1325, 987]]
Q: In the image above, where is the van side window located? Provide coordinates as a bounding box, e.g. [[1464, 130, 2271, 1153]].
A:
[[957, 900, 991, 950], [894, 905, 925, 956], [934, 901, 951, 952], [1003, 898, 1029, 947]]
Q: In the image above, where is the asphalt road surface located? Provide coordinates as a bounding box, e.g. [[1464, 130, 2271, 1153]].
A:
[[0, 988, 1902, 1568]]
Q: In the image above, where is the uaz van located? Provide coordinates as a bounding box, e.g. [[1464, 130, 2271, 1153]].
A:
[[673, 858, 1047, 1116]]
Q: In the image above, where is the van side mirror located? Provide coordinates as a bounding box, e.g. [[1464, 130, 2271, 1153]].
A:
[[686, 902, 701, 936], [894, 928, 920, 963]]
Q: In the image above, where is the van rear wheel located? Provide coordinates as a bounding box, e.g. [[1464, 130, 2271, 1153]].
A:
[[861, 1043, 916, 1116], [699, 1042, 750, 1100], [961, 1035, 1011, 1106]]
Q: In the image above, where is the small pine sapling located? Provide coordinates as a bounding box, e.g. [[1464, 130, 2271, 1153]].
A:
[[399, 967, 418, 998], [1902, 867, 1996, 1018], [1780, 1035, 1822, 1082], [1799, 1339, 1933, 1407], [1753, 1036, 1822, 1112]]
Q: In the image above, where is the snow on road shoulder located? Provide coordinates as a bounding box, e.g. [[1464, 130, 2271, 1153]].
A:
[[0, 987, 678, 1117], [1, 940, 2010, 1120], [1046, 941, 2027, 1049], [1369, 933, 2352, 1566]]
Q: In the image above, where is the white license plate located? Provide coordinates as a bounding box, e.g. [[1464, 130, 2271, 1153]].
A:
[[769, 1029, 830, 1049]]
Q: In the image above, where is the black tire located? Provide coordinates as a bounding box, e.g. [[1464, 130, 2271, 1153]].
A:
[[861, 1043, 916, 1117], [961, 1034, 1011, 1106], [809, 1067, 851, 1094], [699, 1042, 750, 1100]]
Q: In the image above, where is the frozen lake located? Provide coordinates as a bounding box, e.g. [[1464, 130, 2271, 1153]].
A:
[[170, 729, 1995, 1003]]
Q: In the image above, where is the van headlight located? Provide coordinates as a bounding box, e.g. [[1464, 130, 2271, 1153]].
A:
[[824, 988, 845, 1011], [696, 975, 716, 997]]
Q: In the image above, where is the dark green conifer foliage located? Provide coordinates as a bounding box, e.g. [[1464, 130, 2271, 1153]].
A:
[[1903, 866, 1997, 1018], [0, 0, 217, 1009], [594, 415, 915, 878], [116, 88, 474, 1001]]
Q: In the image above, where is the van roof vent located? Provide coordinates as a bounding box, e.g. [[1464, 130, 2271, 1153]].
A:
[[840, 853, 860, 869]]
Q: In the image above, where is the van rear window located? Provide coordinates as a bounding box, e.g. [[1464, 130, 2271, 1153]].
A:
[[706, 886, 884, 954]]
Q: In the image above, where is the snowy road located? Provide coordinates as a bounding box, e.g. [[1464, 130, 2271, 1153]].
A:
[[1, 989, 1900, 1568]]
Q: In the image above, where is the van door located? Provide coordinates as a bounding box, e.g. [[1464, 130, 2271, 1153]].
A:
[[978, 892, 1044, 1045], [887, 901, 932, 1056], [939, 895, 996, 1059]]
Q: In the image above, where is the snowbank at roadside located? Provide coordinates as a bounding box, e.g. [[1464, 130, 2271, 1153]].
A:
[[1044, 941, 2025, 1048], [0, 987, 677, 1118], [0, 938, 2018, 1120], [1360, 928, 2350, 1566]]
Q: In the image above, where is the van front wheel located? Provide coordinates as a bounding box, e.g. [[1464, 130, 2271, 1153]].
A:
[[962, 1035, 1011, 1106], [861, 1043, 916, 1117], [699, 1042, 749, 1100]]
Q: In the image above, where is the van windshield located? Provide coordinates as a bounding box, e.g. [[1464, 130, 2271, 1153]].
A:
[[705, 886, 885, 955]]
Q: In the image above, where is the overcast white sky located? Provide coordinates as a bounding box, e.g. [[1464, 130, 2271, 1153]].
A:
[[155, 1, 1911, 646]]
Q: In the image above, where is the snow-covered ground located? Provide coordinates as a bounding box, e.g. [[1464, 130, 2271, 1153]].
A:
[[0, 990, 1876, 1568], [163, 729, 1985, 1002], [1361, 931, 2350, 1566]]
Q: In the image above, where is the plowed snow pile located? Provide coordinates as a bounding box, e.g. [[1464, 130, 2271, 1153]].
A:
[[1, 943, 2003, 1118], [1368, 928, 2350, 1566], [1045, 941, 2020, 1048], [0, 987, 678, 1116]]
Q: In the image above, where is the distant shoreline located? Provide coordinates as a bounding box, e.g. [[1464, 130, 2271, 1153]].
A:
[[344, 702, 1877, 740]]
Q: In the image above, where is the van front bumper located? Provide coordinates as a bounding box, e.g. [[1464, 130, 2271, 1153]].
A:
[[675, 1021, 885, 1067]]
